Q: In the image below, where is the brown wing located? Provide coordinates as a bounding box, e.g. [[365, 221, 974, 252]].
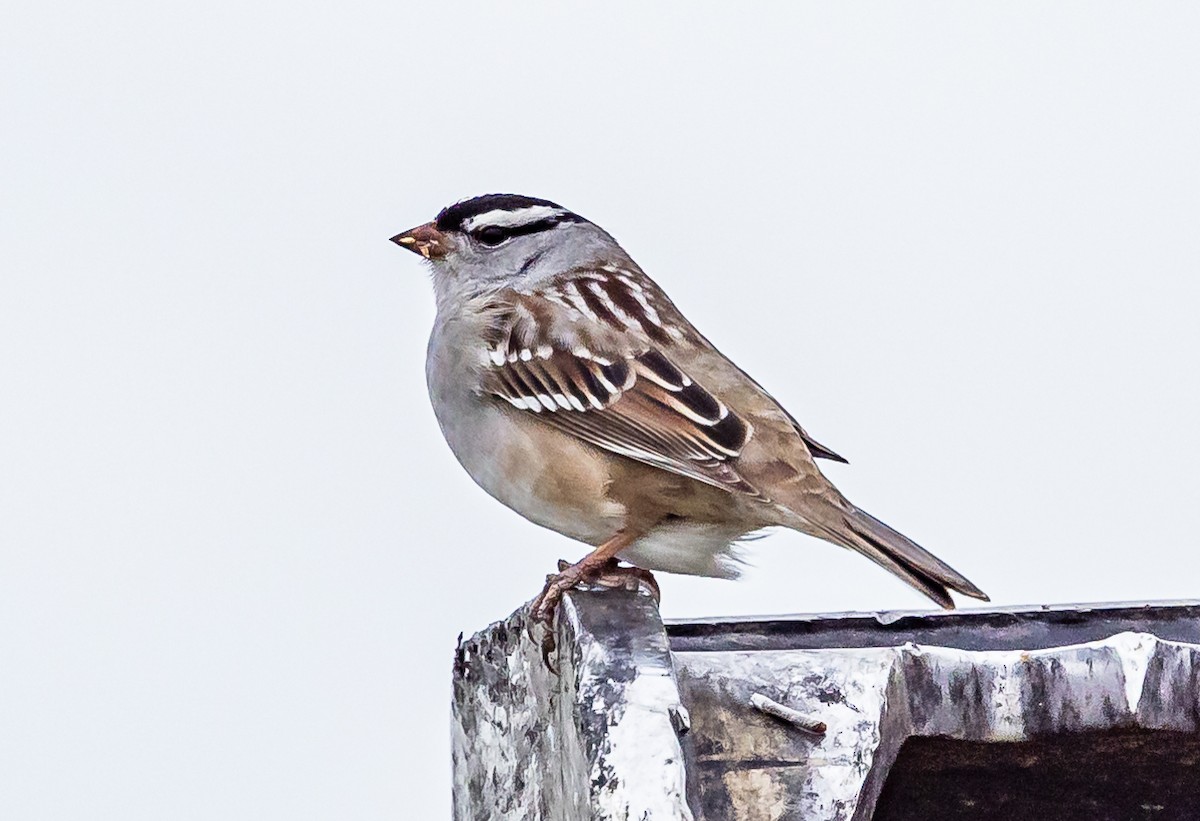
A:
[[478, 273, 763, 496], [476, 269, 988, 609]]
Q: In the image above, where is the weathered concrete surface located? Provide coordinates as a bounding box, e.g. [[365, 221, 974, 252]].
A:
[[675, 630, 1200, 820], [453, 599, 1200, 820], [451, 588, 691, 821]]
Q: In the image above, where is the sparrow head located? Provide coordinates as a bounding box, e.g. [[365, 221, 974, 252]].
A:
[[391, 194, 628, 303]]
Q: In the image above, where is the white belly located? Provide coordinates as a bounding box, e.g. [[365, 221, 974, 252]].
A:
[[620, 521, 751, 579]]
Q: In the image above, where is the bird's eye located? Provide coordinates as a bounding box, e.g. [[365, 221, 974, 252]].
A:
[[476, 226, 509, 246]]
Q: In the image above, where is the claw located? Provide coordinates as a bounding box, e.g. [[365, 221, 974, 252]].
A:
[[528, 560, 592, 673], [525, 531, 656, 673], [528, 564, 576, 673]]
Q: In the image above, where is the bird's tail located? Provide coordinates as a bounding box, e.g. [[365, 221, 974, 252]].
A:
[[829, 505, 989, 609]]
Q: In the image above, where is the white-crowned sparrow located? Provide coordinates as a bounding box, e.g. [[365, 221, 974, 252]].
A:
[[392, 194, 987, 648]]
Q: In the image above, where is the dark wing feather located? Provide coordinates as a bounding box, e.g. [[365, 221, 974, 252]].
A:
[[479, 283, 762, 496], [799, 431, 848, 463]]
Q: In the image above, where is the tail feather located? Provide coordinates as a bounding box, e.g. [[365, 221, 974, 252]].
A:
[[837, 506, 989, 609]]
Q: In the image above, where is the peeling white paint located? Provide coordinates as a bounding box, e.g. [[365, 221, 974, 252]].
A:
[[594, 671, 692, 820], [1112, 631, 1155, 712]]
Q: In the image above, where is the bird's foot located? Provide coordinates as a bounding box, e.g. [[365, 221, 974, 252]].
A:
[[565, 558, 661, 602], [529, 557, 659, 671]]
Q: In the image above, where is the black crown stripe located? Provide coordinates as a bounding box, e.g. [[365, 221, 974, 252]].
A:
[[475, 218, 576, 243], [435, 193, 584, 232]]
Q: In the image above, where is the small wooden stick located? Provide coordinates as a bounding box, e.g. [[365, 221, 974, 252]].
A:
[[750, 693, 827, 736]]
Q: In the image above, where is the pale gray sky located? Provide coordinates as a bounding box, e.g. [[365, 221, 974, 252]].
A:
[[2, 3, 1198, 818]]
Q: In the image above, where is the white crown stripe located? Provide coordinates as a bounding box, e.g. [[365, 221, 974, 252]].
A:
[[462, 206, 569, 232]]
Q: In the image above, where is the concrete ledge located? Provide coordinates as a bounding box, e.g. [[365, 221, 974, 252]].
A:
[[451, 589, 690, 821], [452, 598, 1200, 821]]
